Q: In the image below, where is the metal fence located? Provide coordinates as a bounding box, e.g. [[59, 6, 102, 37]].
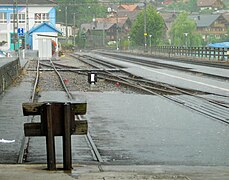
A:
[[149, 46, 229, 61]]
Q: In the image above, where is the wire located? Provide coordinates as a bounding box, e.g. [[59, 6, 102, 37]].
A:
[[57, 1, 144, 6]]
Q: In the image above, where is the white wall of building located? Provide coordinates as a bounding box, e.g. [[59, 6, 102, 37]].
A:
[[56, 23, 73, 37], [0, 5, 56, 50]]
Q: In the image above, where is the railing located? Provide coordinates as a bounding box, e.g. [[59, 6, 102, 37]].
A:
[[148, 46, 229, 61]]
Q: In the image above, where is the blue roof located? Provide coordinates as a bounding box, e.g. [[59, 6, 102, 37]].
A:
[[29, 22, 62, 35], [208, 42, 229, 48]]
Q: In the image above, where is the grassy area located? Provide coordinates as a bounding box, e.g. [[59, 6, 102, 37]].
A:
[[223, 0, 229, 8]]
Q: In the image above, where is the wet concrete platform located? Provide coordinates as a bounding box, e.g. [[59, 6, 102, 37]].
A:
[[88, 52, 229, 96], [1, 55, 229, 179], [1, 164, 229, 180]]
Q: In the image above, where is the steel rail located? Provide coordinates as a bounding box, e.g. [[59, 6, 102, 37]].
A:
[[17, 59, 40, 164], [49, 59, 103, 163], [96, 52, 229, 81], [72, 54, 229, 125]]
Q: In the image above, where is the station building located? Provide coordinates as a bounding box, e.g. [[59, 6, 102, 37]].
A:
[[0, 0, 60, 54]]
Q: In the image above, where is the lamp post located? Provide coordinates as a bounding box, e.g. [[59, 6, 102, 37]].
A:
[[128, 35, 130, 51], [184, 33, 188, 47], [149, 34, 152, 54]]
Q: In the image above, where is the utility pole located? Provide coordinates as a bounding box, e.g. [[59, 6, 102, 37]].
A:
[[13, 0, 16, 50], [102, 22, 105, 46], [16, 0, 19, 49], [144, 0, 147, 52], [73, 13, 76, 46], [116, 11, 119, 50], [26, 0, 29, 49], [65, 6, 68, 42]]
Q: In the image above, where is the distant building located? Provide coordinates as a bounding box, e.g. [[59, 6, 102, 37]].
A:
[[0, 0, 59, 50], [107, 4, 140, 23], [81, 16, 131, 47], [56, 22, 75, 38], [189, 14, 228, 41], [197, 0, 225, 11], [96, 17, 131, 35], [160, 12, 177, 31], [118, 4, 140, 11], [222, 12, 229, 24], [81, 22, 118, 46]]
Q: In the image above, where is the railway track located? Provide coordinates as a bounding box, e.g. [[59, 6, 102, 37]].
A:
[[96, 51, 229, 81], [18, 59, 103, 165], [71, 53, 229, 125], [18, 54, 229, 164]]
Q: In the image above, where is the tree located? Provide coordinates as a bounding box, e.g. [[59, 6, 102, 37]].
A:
[[166, 0, 197, 12], [130, 5, 164, 46], [169, 12, 202, 47]]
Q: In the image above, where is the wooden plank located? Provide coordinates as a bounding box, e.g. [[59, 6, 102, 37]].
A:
[[24, 120, 88, 136], [24, 123, 42, 136], [22, 102, 87, 116], [22, 102, 44, 116], [73, 120, 88, 135], [72, 103, 87, 115]]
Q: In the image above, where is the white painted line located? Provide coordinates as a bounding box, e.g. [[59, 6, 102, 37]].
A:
[[141, 66, 229, 93]]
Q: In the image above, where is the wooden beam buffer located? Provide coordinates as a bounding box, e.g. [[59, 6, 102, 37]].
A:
[[22, 102, 88, 170]]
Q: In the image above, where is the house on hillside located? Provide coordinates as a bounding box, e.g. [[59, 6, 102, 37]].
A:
[[0, 0, 59, 51], [197, 0, 225, 11], [189, 14, 228, 42], [107, 4, 140, 23], [96, 17, 132, 35], [81, 16, 131, 47], [81, 22, 118, 47], [222, 12, 229, 24], [118, 4, 140, 11], [160, 12, 177, 32]]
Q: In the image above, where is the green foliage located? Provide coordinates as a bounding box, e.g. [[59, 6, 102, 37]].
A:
[[169, 12, 202, 47], [118, 0, 140, 3], [56, 0, 107, 27], [166, 0, 198, 12], [222, 0, 229, 8], [61, 42, 74, 50], [130, 5, 164, 46]]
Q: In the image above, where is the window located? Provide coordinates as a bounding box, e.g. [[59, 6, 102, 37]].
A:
[[0, 33, 7, 45], [0, 12, 7, 23], [10, 13, 25, 23], [34, 13, 49, 23]]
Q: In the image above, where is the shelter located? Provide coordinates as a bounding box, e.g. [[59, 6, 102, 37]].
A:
[[28, 22, 62, 59]]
